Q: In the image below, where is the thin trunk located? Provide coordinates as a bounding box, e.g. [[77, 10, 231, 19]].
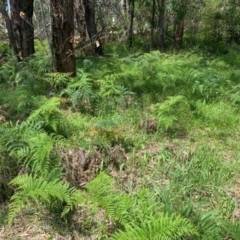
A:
[[128, 0, 135, 48], [74, 0, 87, 42], [173, 0, 187, 48], [158, 0, 165, 50], [83, 0, 104, 56], [11, 0, 35, 60], [38, 0, 51, 52], [51, 0, 76, 76], [150, 0, 156, 51], [122, 0, 127, 12], [0, 5, 17, 55]]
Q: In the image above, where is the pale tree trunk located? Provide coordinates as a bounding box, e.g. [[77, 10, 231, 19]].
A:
[[128, 0, 134, 47], [158, 0, 165, 50], [51, 0, 76, 76], [121, 0, 127, 13], [38, 0, 51, 52], [82, 0, 104, 56], [173, 0, 188, 48], [74, 0, 87, 42]]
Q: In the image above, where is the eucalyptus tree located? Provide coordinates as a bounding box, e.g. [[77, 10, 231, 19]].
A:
[[121, 0, 127, 12], [158, 0, 165, 50], [74, 0, 87, 42], [0, 2, 15, 50], [0, 0, 35, 60], [150, 0, 156, 50], [128, 0, 135, 47], [82, 0, 104, 55], [51, 0, 76, 76], [173, 0, 188, 48]]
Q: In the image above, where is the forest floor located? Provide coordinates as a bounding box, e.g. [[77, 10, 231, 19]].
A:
[[1, 43, 240, 239]]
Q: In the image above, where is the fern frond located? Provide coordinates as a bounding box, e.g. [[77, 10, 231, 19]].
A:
[[86, 172, 132, 225], [111, 213, 198, 240], [97, 75, 133, 98], [196, 210, 223, 239], [60, 70, 96, 110], [156, 95, 191, 132], [27, 97, 61, 123], [42, 72, 70, 89], [2, 121, 64, 176], [0, 58, 18, 83], [8, 174, 84, 225], [86, 173, 198, 239], [221, 220, 240, 240], [26, 96, 68, 133]]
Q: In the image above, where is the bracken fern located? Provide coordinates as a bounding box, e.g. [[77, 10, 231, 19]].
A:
[[8, 173, 84, 225], [86, 172, 198, 239], [111, 213, 198, 240]]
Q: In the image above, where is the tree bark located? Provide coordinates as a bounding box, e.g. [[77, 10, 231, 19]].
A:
[[38, 0, 51, 52], [158, 0, 165, 50], [150, 0, 156, 50], [51, 0, 76, 76], [128, 0, 135, 48], [173, 0, 188, 49], [121, 0, 127, 13], [82, 0, 104, 56], [74, 0, 87, 42], [0, 5, 17, 54], [7, 0, 35, 60]]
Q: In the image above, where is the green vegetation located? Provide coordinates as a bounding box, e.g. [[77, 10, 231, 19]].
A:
[[0, 41, 240, 239]]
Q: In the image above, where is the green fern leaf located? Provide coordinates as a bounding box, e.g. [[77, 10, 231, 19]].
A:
[[111, 213, 198, 240], [221, 220, 240, 240], [8, 174, 84, 225]]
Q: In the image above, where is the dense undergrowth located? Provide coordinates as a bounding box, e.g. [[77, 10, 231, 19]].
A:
[[0, 41, 240, 239]]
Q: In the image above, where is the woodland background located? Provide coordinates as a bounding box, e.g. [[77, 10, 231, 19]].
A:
[[0, 0, 240, 239]]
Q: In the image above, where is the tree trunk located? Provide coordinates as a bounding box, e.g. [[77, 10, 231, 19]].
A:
[[173, 0, 188, 48], [38, 0, 51, 52], [158, 0, 165, 50], [74, 0, 87, 42], [51, 0, 76, 76], [8, 0, 35, 60], [150, 0, 156, 51], [128, 0, 135, 48], [82, 0, 104, 56], [0, 5, 17, 55], [121, 0, 127, 13]]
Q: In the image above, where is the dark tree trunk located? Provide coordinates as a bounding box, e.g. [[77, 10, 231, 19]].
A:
[[158, 0, 165, 50], [74, 0, 87, 42], [11, 0, 35, 60], [3, 0, 35, 61], [150, 0, 156, 50], [0, 5, 17, 54], [128, 0, 135, 48], [51, 0, 76, 76], [82, 0, 104, 56], [173, 0, 188, 48]]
